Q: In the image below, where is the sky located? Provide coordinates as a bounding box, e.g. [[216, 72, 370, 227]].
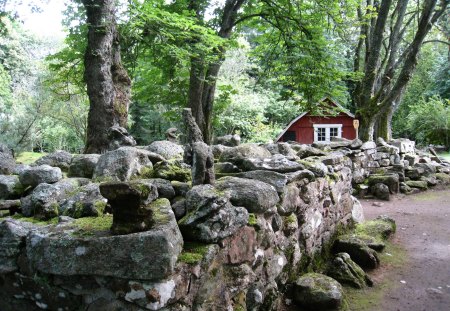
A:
[[9, 0, 66, 39]]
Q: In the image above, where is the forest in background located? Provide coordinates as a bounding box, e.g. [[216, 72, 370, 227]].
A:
[[0, 0, 449, 153]]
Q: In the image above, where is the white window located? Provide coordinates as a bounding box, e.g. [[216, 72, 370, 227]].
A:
[[313, 124, 342, 143]]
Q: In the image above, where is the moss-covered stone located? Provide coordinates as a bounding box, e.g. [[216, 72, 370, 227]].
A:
[[355, 217, 396, 241], [436, 173, 450, 184], [11, 214, 58, 226], [248, 213, 257, 226], [152, 159, 191, 182], [72, 215, 113, 236]]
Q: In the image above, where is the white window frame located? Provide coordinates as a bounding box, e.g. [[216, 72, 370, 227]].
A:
[[313, 124, 342, 143]]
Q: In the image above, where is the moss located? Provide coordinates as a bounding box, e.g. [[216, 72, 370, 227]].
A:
[[11, 214, 58, 226], [71, 215, 113, 236], [248, 213, 257, 226], [342, 240, 407, 310], [285, 213, 297, 225], [178, 242, 210, 265], [355, 219, 396, 240], [138, 166, 154, 179], [148, 198, 171, 224], [16, 152, 47, 165]]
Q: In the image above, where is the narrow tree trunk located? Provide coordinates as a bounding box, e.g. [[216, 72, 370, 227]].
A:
[[82, 0, 131, 154]]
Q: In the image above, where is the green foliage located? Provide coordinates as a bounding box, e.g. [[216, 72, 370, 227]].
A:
[[406, 96, 450, 148]]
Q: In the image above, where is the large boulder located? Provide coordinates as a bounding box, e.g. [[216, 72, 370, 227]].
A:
[[144, 140, 184, 160], [214, 134, 241, 147], [34, 151, 73, 171], [93, 147, 154, 182], [59, 183, 107, 218], [0, 151, 16, 175], [242, 154, 305, 173], [294, 145, 327, 159], [371, 183, 390, 201], [99, 181, 159, 234], [152, 159, 191, 182], [293, 273, 343, 310], [327, 253, 373, 288], [215, 177, 279, 213], [21, 178, 86, 219], [0, 219, 39, 273], [219, 143, 271, 165], [0, 175, 24, 199], [237, 170, 288, 193], [68, 154, 100, 178], [107, 125, 136, 150], [333, 235, 380, 269], [178, 185, 248, 242], [27, 202, 183, 280], [19, 165, 62, 188], [368, 173, 399, 193]]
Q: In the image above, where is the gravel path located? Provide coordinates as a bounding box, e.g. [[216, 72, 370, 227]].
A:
[[360, 188, 450, 311]]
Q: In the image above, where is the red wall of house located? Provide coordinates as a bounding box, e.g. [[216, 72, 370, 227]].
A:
[[279, 113, 357, 144]]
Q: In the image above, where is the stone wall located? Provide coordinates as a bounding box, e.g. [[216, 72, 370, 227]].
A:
[[0, 138, 448, 311]]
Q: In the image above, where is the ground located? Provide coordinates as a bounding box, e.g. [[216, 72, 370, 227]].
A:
[[346, 187, 450, 311]]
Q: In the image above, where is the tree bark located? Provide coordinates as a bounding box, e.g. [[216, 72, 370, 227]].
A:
[[82, 0, 131, 154], [375, 106, 394, 141]]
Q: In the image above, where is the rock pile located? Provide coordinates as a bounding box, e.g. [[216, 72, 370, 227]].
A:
[[0, 136, 447, 311]]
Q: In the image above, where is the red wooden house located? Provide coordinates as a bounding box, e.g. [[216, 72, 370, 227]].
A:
[[276, 97, 357, 144]]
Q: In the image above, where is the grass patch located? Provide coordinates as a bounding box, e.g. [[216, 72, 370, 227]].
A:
[[438, 152, 450, 162], [11, 214, 58, 226], [178, 242, 210, 265], [342, 240, 407, 310], [16, 152, 46, 164]]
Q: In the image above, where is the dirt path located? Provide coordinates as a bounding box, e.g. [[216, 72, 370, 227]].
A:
[[359, 187, 450, 311]]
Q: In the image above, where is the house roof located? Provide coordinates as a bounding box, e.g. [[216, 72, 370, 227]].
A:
[[275, 97, 355, 142]]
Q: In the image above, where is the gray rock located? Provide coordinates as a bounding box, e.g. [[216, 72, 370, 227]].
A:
[[215, 177, 279, 213], [278, 184, 300, 215], [93, 147, 153, 182], [368, 173, 399, 193], [12, 164, 30, 175], [295, 145, 327, 158], [68, 154, 100, 178], [327, 253, 372, 288], [27, 201, 183, 280], [298, 160, 328, 177], [59, 183, 107, 218], [178, 185, 248, 242], [360, 141, 376, 150], [286, 169, 316, 183], [19, 165, 62, 188], [219, 143, 271, 165], [414, 163, 436, 176], [0, 219, 39, 273], [215, 162, 241, 174], [171, 181, 191, 197], [35, 151, 73, 171], [405, 180, 428, 190], [0, 175, 24, 199], [389, 138, 415, 154], [293, 273, 343, 310], [144, 140, 184, 160], [21, 178, 85, 219], [0, 152, 16, 175], [152, 159, 191, 182], [237, 170, 288, 193], [333, 235, 380, 269], [242, 154, 305, 173], [99, 181, 159, 234], [371, 183, 390, 201], [145, 178, 176, 200], [171, 198, 186, 220], [211, 144, 232, 159], [107, 125, 136, 150], [0, 143, 12, 156], [214, 134, 241, 147], [265, 142, 298, 158]]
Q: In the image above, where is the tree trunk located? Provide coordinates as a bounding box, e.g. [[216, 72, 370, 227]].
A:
[[82, 0, 131, 154], [357, 113, 376, 142], [375, 106, 394, 141]]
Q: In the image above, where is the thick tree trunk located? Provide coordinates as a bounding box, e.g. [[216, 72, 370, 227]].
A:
[[82, 0, 131, 154], [356, 113, 376, 142], [375, 106, 394, 141]]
